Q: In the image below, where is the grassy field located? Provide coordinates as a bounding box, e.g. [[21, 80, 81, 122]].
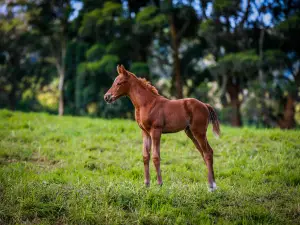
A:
[[0, 110, 299, 225]]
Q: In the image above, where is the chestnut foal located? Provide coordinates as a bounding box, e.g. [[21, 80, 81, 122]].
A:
[[104, 65, 220, 191]]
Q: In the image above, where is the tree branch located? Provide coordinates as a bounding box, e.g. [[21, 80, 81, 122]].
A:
[[239, 0, 250, 29], [219, 74, 228, 97], [199, 0, 207, 20]]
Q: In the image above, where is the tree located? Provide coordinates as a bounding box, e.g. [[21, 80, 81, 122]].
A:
[[274, 12, 300, 128], [0, 3, 33, 109], [167, 1, 199, 98], [25, 0, 73, 116], [76, 0, 165, 117], [201, 0, 255, 126]]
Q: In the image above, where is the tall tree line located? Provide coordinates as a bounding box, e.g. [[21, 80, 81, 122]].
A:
[[0, 0, 299, 128]]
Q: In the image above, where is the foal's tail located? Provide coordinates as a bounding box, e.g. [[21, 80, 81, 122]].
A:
[[206, 104, 221, 138]]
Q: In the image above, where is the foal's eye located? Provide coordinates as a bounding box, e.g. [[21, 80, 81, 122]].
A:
[[117, 81, 127, 85]]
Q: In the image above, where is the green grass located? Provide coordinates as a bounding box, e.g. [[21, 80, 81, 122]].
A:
[[0, 109, 299, 225]]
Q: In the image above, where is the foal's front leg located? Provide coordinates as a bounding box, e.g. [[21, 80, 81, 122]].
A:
[[142, 131, 151, 186], [150, 128, 162, 186]]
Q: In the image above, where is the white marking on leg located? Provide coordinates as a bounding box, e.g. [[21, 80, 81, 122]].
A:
[[208, 182, 217, 192]]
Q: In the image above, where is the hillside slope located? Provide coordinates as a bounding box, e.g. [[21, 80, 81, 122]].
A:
[[0, 110, 299, 224]]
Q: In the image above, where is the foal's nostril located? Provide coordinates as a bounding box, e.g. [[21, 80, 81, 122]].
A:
[[104, 94, 111, 102]]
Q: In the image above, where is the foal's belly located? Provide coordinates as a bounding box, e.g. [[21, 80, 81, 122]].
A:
[[162, 115, 189, 133], [162, 101, 189, 133]]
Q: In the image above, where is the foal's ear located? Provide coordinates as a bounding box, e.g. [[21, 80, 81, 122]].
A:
[[117, 65, 121, 74], [118, 64, 129, 76]]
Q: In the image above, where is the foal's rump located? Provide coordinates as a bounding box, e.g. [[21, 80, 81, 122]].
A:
[[183, 98, 220, 137], [159, 98, 220, 136]]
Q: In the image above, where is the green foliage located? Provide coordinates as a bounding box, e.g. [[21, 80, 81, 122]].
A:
[[1, 0, 299, 128], [97, 54, 119, 74], [219, 50, 259, 64], [78, 54, 119, 80], [136, 6, 167, 28], [262, 50, 287, 68], [214, 0, 239, 15], [130, 62, 149, 77], [75, 63, 88, 112], [105, 40, 129, 55], [96, 2, 123, 26], [75, 53, 120, 116], [0, 6, 37, 109], [86, 44, 106, 62], [212, 50, 259, 76], [99, 1, 122, 18], [0, 110, 300, 224], [276, 14, 300, 31], [79, 9, 102, 37], [200, 19, 215, 33], [136, 6, 157, 23], [80, 2, 123, 38]]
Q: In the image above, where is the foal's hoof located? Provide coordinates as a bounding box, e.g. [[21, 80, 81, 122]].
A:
[[144, 182, 150, 187], [208, 182, 217, 192], [158, 182, 163, 187]]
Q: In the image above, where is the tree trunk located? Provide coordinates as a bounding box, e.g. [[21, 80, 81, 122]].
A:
[[227, 78, 242, 127], [56, 39, 66, 116], [169, 0, 183, 99], [58, 72, 64, 116], [230, 99, 242, 127], [278, 94, 296, 129]]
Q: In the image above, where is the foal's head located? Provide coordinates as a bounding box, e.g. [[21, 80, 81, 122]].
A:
[[104, 65, 132, 103]]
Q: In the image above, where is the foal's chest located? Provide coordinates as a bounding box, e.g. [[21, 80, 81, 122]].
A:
[[135, 108, 153, 131]]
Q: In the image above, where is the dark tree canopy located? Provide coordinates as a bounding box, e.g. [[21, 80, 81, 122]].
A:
[[0, 0, 299, 128]]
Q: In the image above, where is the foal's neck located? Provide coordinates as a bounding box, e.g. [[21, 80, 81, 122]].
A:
[[128, 79, 157, 108]]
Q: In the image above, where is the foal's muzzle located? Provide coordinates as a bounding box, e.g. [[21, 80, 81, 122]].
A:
[[104, 93, 114, 103]]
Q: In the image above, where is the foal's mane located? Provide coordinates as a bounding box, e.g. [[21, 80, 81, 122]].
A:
[[127, 71, 159, 96]]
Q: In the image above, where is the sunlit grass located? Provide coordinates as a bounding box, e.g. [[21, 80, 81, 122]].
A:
[[0, 109, 299, 224]]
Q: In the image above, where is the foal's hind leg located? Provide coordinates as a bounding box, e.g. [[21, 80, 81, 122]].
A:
[[188, 127, 217, 191], [185, 127, 204, 158]]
